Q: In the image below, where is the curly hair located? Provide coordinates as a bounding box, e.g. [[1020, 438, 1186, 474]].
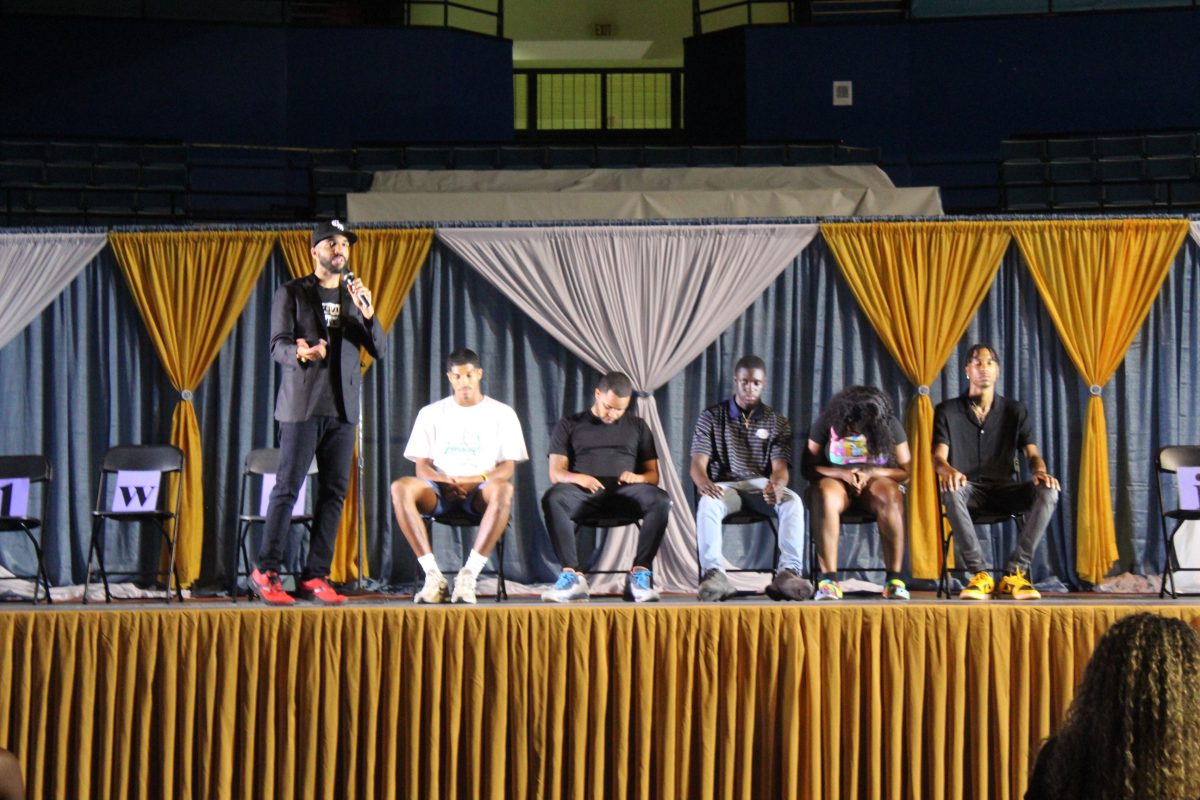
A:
[[1035, 613, 1200, 800], [814, 385, 896, 462]]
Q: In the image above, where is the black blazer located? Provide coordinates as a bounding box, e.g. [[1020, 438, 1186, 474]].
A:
[[269, 273, 386, 423]]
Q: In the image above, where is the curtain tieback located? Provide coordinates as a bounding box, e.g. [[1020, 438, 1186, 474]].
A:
[[1089, 384, 1102, 397], [916, 385, 930, 397], [181, 389, 194, 401]]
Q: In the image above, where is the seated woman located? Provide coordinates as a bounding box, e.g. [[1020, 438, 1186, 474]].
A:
[[801, 385, 911, 601], [1026, 613, 1200, 800]]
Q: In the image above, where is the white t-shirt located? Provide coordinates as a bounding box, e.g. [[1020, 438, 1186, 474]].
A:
[[404, 396, 529, 476]]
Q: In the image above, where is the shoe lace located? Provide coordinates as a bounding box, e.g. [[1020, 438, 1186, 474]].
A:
[[631, 570, 652, 590], [554, 571, 577, 590], [268, 572, 286, 594]]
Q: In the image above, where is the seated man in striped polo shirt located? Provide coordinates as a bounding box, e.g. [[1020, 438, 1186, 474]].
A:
[[690, 355, 813, 602]]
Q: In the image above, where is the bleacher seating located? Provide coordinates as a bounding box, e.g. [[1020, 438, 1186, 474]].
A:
[[0, 138, 885, 225], [1000, 130, 1200, 212]]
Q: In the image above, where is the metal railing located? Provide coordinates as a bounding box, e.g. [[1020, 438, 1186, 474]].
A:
[[514, 69, 684, 136]]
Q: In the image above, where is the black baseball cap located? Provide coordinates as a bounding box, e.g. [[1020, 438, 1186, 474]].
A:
[[311, 219, 358, 247]]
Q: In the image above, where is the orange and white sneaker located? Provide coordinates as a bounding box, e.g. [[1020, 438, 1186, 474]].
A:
[[959, 571, 995, 601], [997, 569, 1041, 600]]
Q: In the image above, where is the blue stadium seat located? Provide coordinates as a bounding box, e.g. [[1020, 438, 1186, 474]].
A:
[[402, 146, 452, 170], [356, 148, 406, 170], [546, 146, 595, 168], [1001, 161, 1046, 184], [787, 144, 836, 165], [738, 145, 787, 166], [690, 145, 737, 166], [453, 146, 499, 169], [1098, 157, 1143, 182], [595, 146, 641, 167], [498, 146, 545, 169], [1095, 136, 1142, 159], [1144, 133, 1195, 158]]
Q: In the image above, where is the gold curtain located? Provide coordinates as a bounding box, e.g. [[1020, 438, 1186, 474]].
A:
[[109, 231, 275, 586], [1, 604, 1195, 800], [1011, 219, 1188, 584], [275, 228, 434, 580], [821, 222, 1012, 579]]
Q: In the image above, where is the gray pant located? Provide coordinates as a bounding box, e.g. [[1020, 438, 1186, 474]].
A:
[[941, 481, 1059, 574]]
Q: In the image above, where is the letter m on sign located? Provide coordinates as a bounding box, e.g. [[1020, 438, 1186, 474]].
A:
[[112, 470, 162, 512]]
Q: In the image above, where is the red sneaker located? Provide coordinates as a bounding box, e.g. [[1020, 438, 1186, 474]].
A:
[[299, 576, 347, 605], [250, 568, 295, 606]]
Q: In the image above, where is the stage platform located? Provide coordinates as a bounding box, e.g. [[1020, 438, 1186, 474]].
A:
[[1, 595, 1197, 800]]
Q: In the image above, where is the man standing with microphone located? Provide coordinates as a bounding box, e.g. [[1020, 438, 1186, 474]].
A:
[[250, 220, 385, 605]]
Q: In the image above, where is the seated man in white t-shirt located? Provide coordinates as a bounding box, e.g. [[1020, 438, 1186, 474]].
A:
[[391, 348, 529, 604]]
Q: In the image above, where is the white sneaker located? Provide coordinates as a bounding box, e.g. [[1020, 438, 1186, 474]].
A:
[[624, 568, 661, 603], [542, 569, 590, 602], [413, 572, 448, 604], [451, 570, 478, 604]]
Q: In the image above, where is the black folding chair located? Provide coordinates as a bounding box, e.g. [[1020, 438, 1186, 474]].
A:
[[422, 510, 508, 601], [573, 509, 645, 580], [0, 455, 53, 603], [1157, 445, 1200, 599], [85, 445, 184, 603], [231, 448, 317, 601], [809, 506, 884, 583], [694, 487, 781, 582]]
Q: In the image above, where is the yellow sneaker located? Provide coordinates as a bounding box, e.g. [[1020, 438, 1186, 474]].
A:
[[997, 569, 1041, 600], [959, 571, 995, 600]]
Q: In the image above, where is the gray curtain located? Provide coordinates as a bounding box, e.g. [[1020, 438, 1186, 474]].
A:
[[0, 231, 106, 351], [436, 224, 819, 591]]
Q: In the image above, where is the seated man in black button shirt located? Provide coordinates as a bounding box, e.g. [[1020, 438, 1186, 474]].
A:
[[541, 371, 671, 603], [932, 343, 1061, 600]]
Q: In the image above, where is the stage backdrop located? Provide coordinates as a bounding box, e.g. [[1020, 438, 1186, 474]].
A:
[[0, 219, 1198, 594]]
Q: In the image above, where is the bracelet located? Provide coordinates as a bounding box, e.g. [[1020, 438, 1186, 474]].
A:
[[480, 473, 489, 482]]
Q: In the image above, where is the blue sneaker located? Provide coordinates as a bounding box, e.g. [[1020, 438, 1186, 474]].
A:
[[542, 569, 589, 602], [624, 568, 661, 603]]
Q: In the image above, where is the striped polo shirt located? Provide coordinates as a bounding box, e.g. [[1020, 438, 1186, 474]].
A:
[[690, 397, 792, 482]]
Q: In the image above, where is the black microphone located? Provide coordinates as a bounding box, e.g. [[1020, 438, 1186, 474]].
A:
[[344, 271, 371, 309]]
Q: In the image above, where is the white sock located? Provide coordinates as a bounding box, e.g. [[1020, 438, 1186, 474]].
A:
[[464, 549, 489, 578], [418, 554, 442, 577]]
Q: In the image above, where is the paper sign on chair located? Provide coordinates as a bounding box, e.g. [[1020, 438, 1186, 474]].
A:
[[111, 470, 161, 512], [0, 479, 30, 517]]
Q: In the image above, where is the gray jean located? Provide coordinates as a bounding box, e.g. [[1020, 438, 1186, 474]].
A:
[[941, 481, 1059, 574]]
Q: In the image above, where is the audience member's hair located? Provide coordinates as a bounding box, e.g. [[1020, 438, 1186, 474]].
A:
[[1030, 613, 1200, 800], [965, 342, 999, 365], [733, 355, 766, 375], [597, 371, 634, 398], [815, 386, 897, 461], [445, 348, 481, 371], [0, 748, 24, 800]]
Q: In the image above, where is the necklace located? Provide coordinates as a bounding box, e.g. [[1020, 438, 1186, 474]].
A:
[[969, 398, 990, 423]]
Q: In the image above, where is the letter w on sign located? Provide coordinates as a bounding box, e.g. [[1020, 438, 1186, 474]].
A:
[[112, 470, 162, 512]]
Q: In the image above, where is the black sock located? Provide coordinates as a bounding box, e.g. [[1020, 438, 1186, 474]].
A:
[[886, 571, 903, 584], [821, 571, 841, 582]]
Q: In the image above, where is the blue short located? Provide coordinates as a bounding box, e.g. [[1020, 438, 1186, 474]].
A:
[[425, 479, 485, 521]]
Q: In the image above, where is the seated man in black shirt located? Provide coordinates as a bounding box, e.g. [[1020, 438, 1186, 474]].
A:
[[933, 343, 1061, 600], [541, 371, 671, 603]]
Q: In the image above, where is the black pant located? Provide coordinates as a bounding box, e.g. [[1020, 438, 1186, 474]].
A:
[[258, 416, 357, 579], [541, 482, 671, 571]]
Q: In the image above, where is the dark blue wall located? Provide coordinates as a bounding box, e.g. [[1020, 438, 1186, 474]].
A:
[[686, 8, 1200, 159], [1, 17, 513, 147]]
